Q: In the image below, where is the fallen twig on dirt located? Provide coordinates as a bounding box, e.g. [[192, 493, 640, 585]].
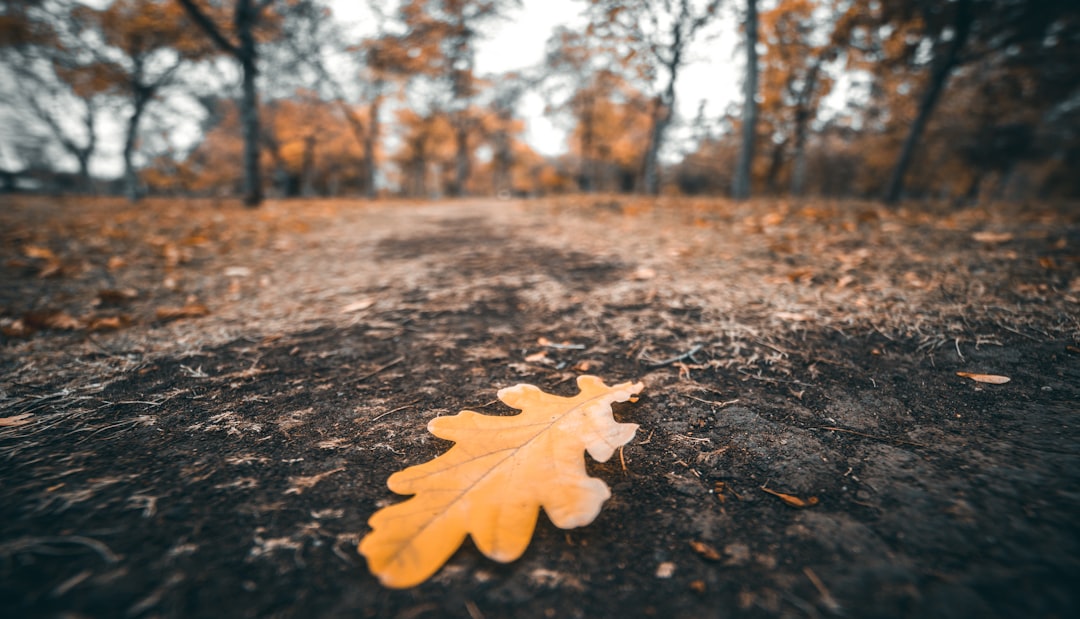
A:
[[681, 394, 740, 408], [646, 344, 704, 367], [0, 536, 120, 564], [803, 567, 842, 615], [355, 356, 405, 383], [812, 426, 927, 448], [364, 399, 420, 425]]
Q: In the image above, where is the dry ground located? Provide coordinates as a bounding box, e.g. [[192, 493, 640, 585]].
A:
[[1, 195, 1078, 618]]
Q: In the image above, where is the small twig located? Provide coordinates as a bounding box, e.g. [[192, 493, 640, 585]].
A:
[[355, 355, 404, 383], [995, 321, 1040, 341], [681, 394, 739, 408], [364, 399, 420, 425], [540, 342, 586, 350], [0, 536, 120, 563], [753, 339, 791, 356], [647, 344, 704, 367], [813, 426, 927, 448], [803, 567, 842, 615]]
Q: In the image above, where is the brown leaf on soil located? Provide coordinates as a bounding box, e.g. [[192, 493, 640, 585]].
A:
[[87, 315, 130, 331], [1, 318, 32, 338], [956, 371, 1010, 384], [524, 350, 550, 363], [341, 298, 375, 313], [155, 303, 210, 321], [98, 288, 139, 304], [760, 486, 819, 508], [23, 245, 56, 260], [0, 413, 34, 427], [690, 540, 722, 561], [972, 231, 1013, 244], [24, 310, 82, 331], [285, 467, 345, 495], [359, 375, 643, 589]]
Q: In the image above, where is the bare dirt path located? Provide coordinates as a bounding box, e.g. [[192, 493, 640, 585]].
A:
[[2, 196, 1078, 618]]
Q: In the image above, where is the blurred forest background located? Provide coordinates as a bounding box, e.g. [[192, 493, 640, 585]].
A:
[[1, 0, 1078, 207]]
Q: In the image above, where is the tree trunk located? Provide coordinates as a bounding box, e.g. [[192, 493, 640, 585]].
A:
[[733, 0, 758, 200], [790, 62, 820, 197], [764, 139, 785, 193], [452, 119, 470, 197], [790, 121, 807, 195], [301, 135, 316, 196], [123, 91, 150, 202], [364, 94, 382, 199], [178, 0, 266, 206], [579, 96, 596, 193], [883, 0, 973, 205], [641, 97, 670, 196], [237, 42, 263, 205]]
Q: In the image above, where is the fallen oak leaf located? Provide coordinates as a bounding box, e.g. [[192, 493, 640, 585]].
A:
[[956, 371, 1010, 384], [760, 485, 818, 508], [358, 375, 643, 588]]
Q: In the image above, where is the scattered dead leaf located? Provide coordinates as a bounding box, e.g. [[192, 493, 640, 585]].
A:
[[223, 266, 252, 277], [956, 372, 1010, 384], [24, 310, 82, 330], [972, 231, 1013, 244], [0, 318, 32, 338], [524, 350, 550, 363], [285, 467, 345, 495], [774, 311, 812, 322], [342, 298, 375, 313], [23, 245, 56, 261], [760, 485, 819, 508], [358, 375, 643, 588], [690, 540, 722, 561], [97, 288, 139, 304], [573, 360, 602, 372], [87, 315, 130, 331], [155, 303, 210, 321]]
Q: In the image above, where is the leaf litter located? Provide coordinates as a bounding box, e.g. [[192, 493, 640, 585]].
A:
[[0, 197, 1078, 617]]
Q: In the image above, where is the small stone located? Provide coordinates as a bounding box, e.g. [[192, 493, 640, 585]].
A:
[[655, 561, 676, 579]]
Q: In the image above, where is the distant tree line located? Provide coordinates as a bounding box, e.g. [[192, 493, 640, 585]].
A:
[[1, 0, 1077, 205]]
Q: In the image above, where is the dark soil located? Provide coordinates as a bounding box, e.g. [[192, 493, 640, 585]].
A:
[[1, 196, 1078, 618]]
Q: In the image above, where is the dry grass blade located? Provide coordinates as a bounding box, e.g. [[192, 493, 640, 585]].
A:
[[956, 372, 1011, 384]]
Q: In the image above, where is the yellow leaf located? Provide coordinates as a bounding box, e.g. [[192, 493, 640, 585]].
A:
[[358, 375, 643, 588], [956, 372, 1010, 384]]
